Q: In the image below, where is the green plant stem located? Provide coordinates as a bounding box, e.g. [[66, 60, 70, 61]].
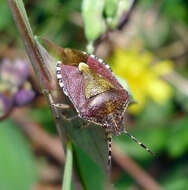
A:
[[7, 0, 52, 90], [62, 141, 73, 190]]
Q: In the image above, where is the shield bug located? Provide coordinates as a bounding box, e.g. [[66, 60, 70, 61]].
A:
[[41, 39, 153, 170]]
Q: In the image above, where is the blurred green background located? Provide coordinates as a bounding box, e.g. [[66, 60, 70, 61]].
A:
[[0, 0, 188, 190]]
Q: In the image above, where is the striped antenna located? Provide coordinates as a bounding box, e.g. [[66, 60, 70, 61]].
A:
[[124, 130, 154, 156]]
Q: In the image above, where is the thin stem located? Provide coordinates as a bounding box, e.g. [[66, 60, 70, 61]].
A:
[[62, 141, 73, 190], [7, 0, 52, 90]]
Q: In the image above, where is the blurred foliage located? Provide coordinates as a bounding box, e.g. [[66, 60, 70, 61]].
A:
[[161, 159, 188, 190], [0, 0, 188, 189], [0, 0, 83, 49], [0, 120, 37, 190], [30, 107, 57, 134], [30, 0, 83, 49]]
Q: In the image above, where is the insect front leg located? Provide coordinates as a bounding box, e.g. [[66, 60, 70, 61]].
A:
[[53, 103, 79, 121], [43, 89, 71, 119], [53, 103, 78, 121], [52, 103, 70, 109]]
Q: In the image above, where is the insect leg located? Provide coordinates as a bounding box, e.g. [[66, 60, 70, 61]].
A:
[[123, 130, 154, 156], [105, 131, 113, 174], [52, 103, 70, 109], [61, 114, 78, 121], [42, 89, 70, 109], [44, 90, 71, 119]]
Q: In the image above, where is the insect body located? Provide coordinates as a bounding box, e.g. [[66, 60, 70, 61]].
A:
[[55, 48, 154, 171], [56, 52, 129, 135]]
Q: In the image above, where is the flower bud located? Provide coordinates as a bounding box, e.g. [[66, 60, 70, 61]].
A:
[[82, 0, 106, 43]]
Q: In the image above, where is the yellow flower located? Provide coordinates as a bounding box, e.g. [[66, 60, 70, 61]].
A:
[[109, 48, 173, 113]]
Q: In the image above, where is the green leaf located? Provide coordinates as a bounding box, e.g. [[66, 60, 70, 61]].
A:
[[0, 120, 37, 190], [73, 143, 106, 190]]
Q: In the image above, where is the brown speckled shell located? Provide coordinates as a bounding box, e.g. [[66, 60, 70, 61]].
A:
[[56, 49, 129, 135]]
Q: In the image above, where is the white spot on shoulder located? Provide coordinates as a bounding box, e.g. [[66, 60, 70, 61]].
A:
[[90, 54, 95, 58], [98, 58, 103, 63]]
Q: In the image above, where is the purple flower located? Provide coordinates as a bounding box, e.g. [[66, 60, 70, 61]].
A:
[[0, 58, 35, 120], [14, 88, 35, 106], [0, 59, 29, 88]]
